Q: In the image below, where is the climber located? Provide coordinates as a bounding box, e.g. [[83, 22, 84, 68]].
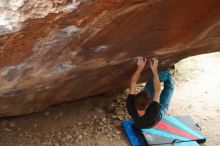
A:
[[126, 57, 174, 129]]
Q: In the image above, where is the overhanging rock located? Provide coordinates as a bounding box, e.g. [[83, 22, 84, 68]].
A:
[[0, 0, 220, 117]]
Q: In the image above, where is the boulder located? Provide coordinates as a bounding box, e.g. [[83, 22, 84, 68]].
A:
[[0, 0, 220, 116]]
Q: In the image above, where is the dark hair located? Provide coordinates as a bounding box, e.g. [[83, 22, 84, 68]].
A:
[[134, 91, 150, 110]]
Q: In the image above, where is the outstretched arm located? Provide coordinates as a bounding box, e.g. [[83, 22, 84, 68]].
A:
[[150, 58, 161, 102], [129, 57, 147, 94]]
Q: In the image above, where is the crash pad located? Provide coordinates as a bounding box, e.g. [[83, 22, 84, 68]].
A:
[[121, 116, 206, 146]]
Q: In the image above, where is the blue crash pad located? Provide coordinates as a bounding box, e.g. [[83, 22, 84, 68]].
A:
[[121, 116, 206, 146]]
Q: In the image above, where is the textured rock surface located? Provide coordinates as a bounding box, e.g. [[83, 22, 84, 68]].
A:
[[0, 0, 220, 117]]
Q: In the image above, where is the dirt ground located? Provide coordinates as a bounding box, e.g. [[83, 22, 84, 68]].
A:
[[0, 52, 220, 146]]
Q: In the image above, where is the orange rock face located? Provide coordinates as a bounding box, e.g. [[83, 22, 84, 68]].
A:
[[0, 0, 220, 116]]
